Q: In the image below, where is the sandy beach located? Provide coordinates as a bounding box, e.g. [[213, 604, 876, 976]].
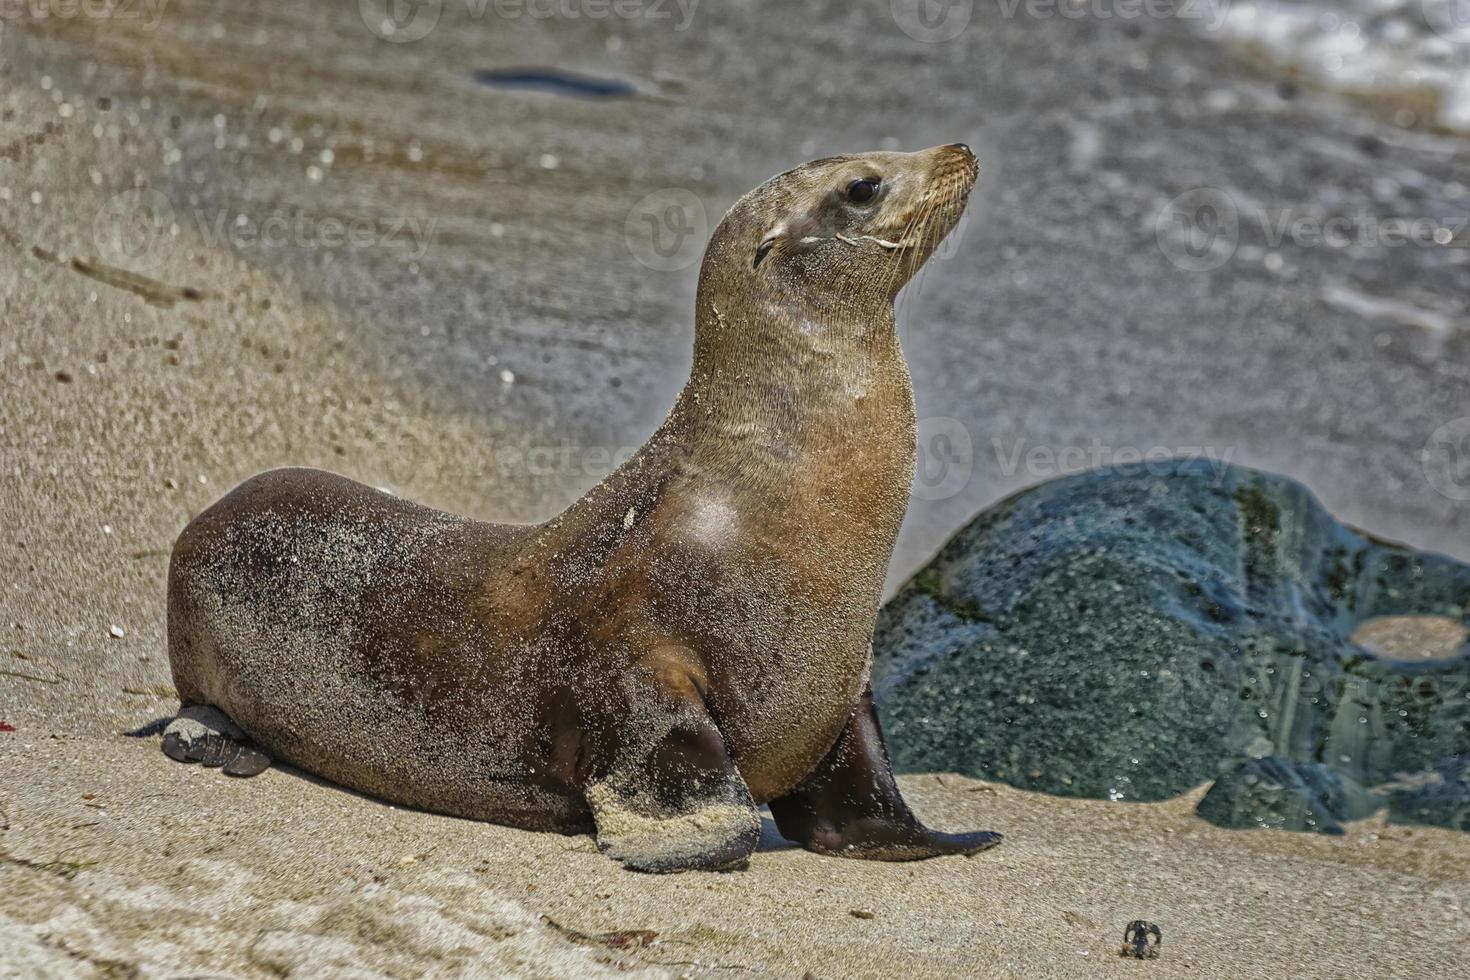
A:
[[3, 2, 1469, 976]]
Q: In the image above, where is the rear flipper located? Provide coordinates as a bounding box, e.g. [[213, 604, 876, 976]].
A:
[[769, 685, 1001, 860], [161, 704, 272, 778], [584, 649, 759, 874]]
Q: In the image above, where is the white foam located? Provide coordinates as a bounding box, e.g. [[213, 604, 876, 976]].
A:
[[1204, 1, 1470, 131]]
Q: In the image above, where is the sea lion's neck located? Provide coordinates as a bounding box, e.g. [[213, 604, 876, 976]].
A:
[[666, 294, 917, 498], [690, 292, 905, 407]]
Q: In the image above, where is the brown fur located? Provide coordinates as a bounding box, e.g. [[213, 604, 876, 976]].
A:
[[166, 145, 984, 869]]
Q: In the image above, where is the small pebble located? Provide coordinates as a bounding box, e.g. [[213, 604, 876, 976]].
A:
[[108, 624, 125, 639]]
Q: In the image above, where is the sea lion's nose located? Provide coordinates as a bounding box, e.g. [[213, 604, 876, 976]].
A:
[[947, 142, 972, 156]]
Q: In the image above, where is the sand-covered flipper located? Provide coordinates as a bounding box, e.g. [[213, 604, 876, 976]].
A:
[[161, 704, 272, 778], [583, 651, 759, 873]]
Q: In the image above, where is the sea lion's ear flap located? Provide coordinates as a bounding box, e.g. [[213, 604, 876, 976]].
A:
[[753, 223, 785, 269]]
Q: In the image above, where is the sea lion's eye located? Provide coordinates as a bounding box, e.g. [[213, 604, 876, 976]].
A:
[[846, 178, 880, 205]]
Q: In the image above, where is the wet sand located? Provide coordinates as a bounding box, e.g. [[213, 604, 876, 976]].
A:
[[3, 2, 1469, 977]]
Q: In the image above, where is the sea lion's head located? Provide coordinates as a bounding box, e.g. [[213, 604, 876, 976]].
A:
[[699, 144, 978, 316]]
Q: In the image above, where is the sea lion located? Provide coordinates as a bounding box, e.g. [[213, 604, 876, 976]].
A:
[[163, 143, 1001, 872]]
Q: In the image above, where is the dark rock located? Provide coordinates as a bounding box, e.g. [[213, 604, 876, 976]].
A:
[[1388, 757, 1470, 831], [1196, 758, 1379, 834], [873, 461, 1470, 833]]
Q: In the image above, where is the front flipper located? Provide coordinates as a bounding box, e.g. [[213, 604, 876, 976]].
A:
[[769, 685, 1001, 861], [583, 649, 759, 874]]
